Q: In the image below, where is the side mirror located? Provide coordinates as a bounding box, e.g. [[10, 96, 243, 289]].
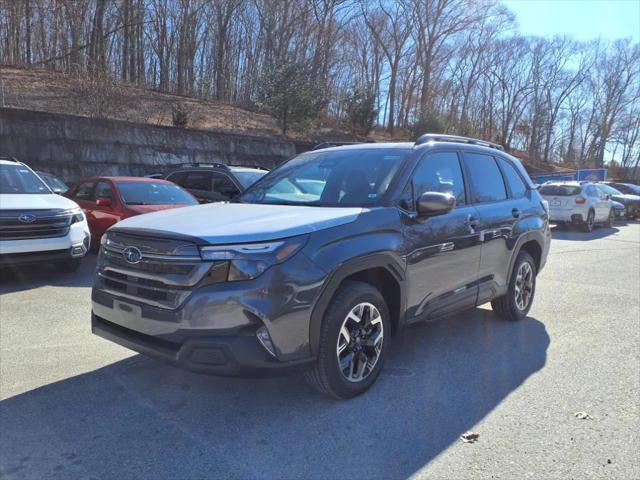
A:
[[95, 197, 112, 207], [606, 194, 612, 200], [416, 192, 456, 217]]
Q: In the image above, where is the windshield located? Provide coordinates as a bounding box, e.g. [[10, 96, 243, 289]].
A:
[[233, 170, 267, 188], [117, 181, 198, 206], [540, 184, 582, 196], [39, 173, 68, 192], [238, 148, 409, 206], [0, 163, 51, 194]]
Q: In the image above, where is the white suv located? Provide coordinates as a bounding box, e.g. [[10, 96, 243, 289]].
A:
[[0, 157, 90, 270], [540, 181, 615, 232]]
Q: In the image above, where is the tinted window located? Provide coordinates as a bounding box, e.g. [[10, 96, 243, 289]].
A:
[[464, 153, 507, 203], [95, 182, 114, 201], [0, 164, 50, 194], [117, 182, 198, 205], [74, 182, 95, 201], [212, 172, 240, 199], [239, 148, 409, 206], [497, 157, 526, 198], [169, 171, 212, 191], [540, 185, 582, 196], [411, 152, 466, 206]]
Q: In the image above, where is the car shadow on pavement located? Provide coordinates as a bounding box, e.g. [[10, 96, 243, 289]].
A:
[[551, 225, 619, 241], [0, 308, 549, 479], [0, 254, 97, 295]]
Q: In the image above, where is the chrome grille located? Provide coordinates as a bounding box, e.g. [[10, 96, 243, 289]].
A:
[[98, 232, 211, 309], [0, 209, 72, 240]]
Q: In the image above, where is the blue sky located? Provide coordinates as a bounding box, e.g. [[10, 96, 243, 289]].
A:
[[502, 0, 640, 41]]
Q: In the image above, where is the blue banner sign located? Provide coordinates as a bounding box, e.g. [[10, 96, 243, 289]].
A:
[[576, 168, 607, 181], [531, 168, 607, 184]]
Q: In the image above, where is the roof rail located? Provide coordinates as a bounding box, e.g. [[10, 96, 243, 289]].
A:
[[415, 134, 504, 151], [228, 164, 270, 171], [169, 162, 230, 170], [0, 156, 20, 163], [312, 141, 375, 150]]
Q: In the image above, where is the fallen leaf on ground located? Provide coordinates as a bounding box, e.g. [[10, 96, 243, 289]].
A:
[[460, 431, 480, 443], [574, 411, 593, 420]]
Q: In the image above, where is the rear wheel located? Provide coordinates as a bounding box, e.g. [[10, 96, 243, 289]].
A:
[[582, 210, 595, 232], [305, 281, 390, 399], [491, 251, 536, 321]]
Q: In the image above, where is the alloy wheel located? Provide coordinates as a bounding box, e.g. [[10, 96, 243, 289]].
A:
[[336, 302, 384, 382], [514, 262, 534, 311]]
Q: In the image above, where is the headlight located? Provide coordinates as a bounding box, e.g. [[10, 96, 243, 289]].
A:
[[68, 208, 85, 224], [200, 236, 308, 281]]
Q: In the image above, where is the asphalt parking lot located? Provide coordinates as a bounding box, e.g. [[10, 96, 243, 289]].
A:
[[1, 223, 639, 479]]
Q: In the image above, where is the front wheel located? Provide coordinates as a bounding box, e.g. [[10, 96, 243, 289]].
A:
[[605, 208, 614, 228], [491, 251, 537, 321], [305, 281, 390, 399]]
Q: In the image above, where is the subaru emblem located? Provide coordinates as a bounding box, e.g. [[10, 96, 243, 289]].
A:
[[18, 213, 37, 223], [122, 246, 143, 264]]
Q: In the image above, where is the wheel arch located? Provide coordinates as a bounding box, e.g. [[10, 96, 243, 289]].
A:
[[507, 231, 545, 283], [309, 253, 406, 356]]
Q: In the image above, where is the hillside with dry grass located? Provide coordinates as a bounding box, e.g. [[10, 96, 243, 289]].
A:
[[0, 66, 286, 137]]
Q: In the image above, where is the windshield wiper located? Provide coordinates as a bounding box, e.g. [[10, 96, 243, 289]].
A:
[[125, 202, 147, 205]]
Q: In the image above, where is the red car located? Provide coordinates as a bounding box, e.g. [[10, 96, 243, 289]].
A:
[[65, 177, 198, 248]]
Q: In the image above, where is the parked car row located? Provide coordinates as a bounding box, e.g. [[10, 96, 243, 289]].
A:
[[0, 160, 268, 269], [539, 180, 640, 231]]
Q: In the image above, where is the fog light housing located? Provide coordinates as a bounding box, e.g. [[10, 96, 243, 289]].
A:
[[256, 326, 276, 357], [71, 244, 86, 257]]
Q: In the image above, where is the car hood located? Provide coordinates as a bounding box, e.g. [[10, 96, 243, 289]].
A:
[[0, 193, 80, 211], [612, 194, 640, 203], [112, 202, 364, 243], [125, 204, 191, 215]]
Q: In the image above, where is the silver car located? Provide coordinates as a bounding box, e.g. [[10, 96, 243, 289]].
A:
[[540, 181, 615, 232]]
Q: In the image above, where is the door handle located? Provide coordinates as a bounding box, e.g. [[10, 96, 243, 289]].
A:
[[512, 208, 521, 218], [464, 214, 478, 226]]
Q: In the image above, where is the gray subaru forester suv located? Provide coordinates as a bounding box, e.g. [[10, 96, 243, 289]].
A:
[[92, 134, 551, 399]]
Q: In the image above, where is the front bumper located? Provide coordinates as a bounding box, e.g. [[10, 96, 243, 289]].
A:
[[0, 244, 88, 267], [92, 312, 314, 376], [91, 247, 327, 377]]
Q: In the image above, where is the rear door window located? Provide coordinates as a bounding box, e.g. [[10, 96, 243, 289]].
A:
[[463, 153, 507, 203]]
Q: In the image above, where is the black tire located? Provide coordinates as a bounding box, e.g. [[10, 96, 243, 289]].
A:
[[304, 281, 391, 399], [605, 208, 614, 228], [491, 251, 537, 321], [58, 258, 82, 272], [582, 210, 595, 232]]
